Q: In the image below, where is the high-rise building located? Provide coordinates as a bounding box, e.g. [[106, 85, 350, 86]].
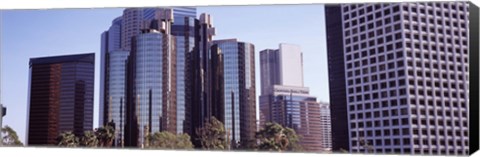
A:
[[259, 43, 304, 95], [259, 44, 323, 152], [189, 13, 217, 147], [319, 102, 332, 151], [100, 16, 125, 146], [264, 85, 323, 152], [124, 8, 178, 147], [326, 2, 469, 155], [170, 7, 197, 135], [26, 53, 95, 145], [324, 5, 350, 152], [100, 7, 197, 146], [106, 50, 129, 146], [210, 39, 256, 148]]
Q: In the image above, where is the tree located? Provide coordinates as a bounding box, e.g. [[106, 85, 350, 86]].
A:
[[196, 116, 228, 150], [1, 126, 23, 146], [255, 122, 302, 152], [80, 131, 98, 147], [95, 121, 116, 147], [57, 131, 79, 147], [147, 131, 193, 149]]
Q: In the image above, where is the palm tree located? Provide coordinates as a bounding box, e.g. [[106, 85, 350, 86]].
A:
[[80, 131, 98, 147], [96, 121, 116, 147], [57, 131, 79, 147]]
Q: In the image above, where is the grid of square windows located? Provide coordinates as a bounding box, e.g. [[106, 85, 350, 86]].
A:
[[342, 2, 469, 155]]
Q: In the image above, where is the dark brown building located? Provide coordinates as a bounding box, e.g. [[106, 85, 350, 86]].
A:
[[325, 5, 350, 152], [27, 53, 95, 146]]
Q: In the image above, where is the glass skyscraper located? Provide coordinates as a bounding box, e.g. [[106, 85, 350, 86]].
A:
[[100, 7, 197, 147], [27, 53, 95, 146], [211, 39, 257, 148], [106, 50, 129, 146]]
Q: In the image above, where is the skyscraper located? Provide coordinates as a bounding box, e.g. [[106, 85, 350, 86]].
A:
[[100, 7, 197, 146], [27, 53, 95, 145], [324, 5, 350, 152], [189, 13, 217, 147], [326, 2, 469, 155], [124, 8, 178, 147], [259, 43, 323, 152], [211, 39, 257, 148]]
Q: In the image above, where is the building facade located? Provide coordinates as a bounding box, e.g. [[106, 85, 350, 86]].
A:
[[266, 85, 324, 152], [319, 102, 332, 151], [189, 13, 218, 147], [27, 53, 95, 145], [329, 2, 469, 155], [259, 44, 324, 152], [100, 7, 197, 147], [210, 39, 257, 148], [325, 5, 350, 152]]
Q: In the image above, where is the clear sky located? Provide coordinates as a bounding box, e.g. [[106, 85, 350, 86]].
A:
[[0, 4, 329, 144]]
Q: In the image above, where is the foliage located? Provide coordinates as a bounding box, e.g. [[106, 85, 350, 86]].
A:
[[80, 131, 98, 147], [57, 131, 79, 147], [255, 122, 302, 152], [146, 131, 193, 149], [196, 116, 228, 150], [1, 126, 24, 146], [57, 121, 115, 148], [95, 121, 116, 147]]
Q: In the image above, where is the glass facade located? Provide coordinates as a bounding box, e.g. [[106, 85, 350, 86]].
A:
[[171, 14, 196, 134], [133, 33, 168, 146], [212, 39, 256, 147], [102, 8, 196, 147], [107, 50, 129, 146], [27, 53, 95, 146]]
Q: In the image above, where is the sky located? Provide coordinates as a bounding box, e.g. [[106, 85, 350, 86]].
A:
[[0, 4, 329, 144]]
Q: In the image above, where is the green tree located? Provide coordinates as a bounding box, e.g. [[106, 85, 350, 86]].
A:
[[196, 116, 228, 150], [147, 131, 193, 149], [255, 122, 302, 152], [1, 126, 24, 146], [80, 131, 98, 147], [57, 131, 79, 147], [95, 122, 115, 147]]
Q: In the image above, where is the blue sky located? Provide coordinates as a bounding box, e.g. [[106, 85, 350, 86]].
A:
[[0, 4, 329, 144]]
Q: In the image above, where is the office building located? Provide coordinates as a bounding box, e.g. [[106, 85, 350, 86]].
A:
[[189, 13, 217, 147], [264, 85, 323, 152], [100, 7, 197, 146], [210, 39, 256, 148], [124, 8, 178, 147], [27, 53, 95, 145], [259, 44, 323, 152], [325, 5, 350, 152], [326, 2, 469, 155]]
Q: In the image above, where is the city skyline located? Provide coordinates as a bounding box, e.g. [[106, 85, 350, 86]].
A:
[[0, 4, 328, 144]]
